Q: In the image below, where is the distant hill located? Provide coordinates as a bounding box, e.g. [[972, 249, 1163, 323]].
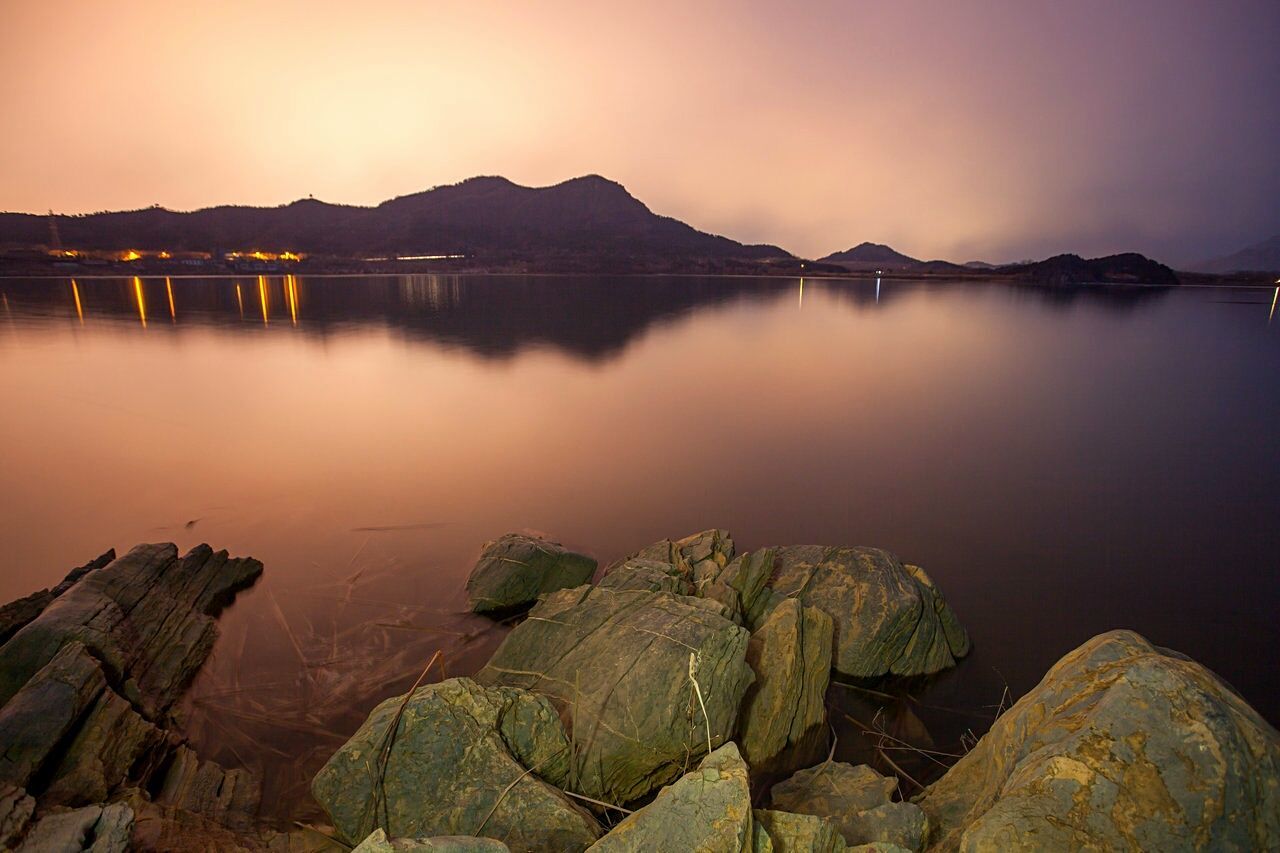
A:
[[1193, 235, 1280, 274], [999, 253, 1179, 285], [818, 242, 920, 270], [0, 175, 789, 263]]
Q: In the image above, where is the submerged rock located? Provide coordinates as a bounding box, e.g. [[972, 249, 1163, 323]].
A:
[[476, 585, 754, 804], [155, 745, 261, 831], [738, 599, 833, 777], [915, 630, 1280, 852], [767, 546, 968, 678], [312, 677, 599, 851], [771, 761, 927, 850], [466, 534, 597, 615], [752, 809, 845, 853], [587, 743, 753, 852]]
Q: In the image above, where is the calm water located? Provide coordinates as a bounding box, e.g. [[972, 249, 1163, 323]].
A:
[[2, 274, 1278, 818]]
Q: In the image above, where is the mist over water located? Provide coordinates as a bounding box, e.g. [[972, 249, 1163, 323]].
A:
[[2, 274, 1278, 818]]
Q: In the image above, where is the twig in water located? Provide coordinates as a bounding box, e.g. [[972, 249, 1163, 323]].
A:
[[562, 790, 634, 815]]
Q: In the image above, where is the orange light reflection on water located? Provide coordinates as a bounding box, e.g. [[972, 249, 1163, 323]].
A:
[[133, 277, 146, 327], [258, 276, 269, 326], [285, 275, 299, 326], [71, 279, 83, 324], [166, 277, 176, 321], [235, 283, 244, 319]]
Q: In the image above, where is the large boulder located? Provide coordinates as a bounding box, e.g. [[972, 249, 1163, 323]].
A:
[[312, 677, 599, 852], [466, 534, 597, 615], [738, 599, 833, 777], [767, 547, 968, 678], [0, 543, 263, 717], [596, 559, 691, 595], [771, 762, 928, 851], [476, 586, 754, 804], [587, 743, 754, 852], [915, 630, 1280, 852]]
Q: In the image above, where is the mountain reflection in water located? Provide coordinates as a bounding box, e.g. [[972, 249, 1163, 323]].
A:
[[2, 274, 1277, 825]]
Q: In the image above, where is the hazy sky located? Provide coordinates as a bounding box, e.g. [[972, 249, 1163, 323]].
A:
[[1, 1, 1277, 264]]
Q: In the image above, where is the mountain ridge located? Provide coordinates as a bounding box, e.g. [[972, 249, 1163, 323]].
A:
[[0, 175, 790, 262]]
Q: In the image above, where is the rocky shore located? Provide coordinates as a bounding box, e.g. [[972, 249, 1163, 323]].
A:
[[1, 530, 1276, 851]]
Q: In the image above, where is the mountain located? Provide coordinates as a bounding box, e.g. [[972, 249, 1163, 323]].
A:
[[0, 175, 789, 263], [999, 253, 1179, 285], [818, 242, 920, 270], [1193, 235, 1280, 274]]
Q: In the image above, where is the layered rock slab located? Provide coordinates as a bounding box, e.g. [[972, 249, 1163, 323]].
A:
[[476, 585, 754, 804], [0, 543, 264, 717], [915, 630, 1280, 852], [312, 677, 599, 852]]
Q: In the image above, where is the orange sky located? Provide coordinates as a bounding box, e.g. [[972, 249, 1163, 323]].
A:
[[1, 0, 1277, 263]]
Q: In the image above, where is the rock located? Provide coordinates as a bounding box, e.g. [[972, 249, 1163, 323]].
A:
[[915, 630, 1280, 852], [312, 677, 599, 851], [15, 802, 134, 853], [353, 827, 511, 851], [771, 762, 927, 849], [0, 544, 263, 843], [0, 641, 108, 790], [587, 743, 753, 852], [738, 599, 833, 777], [0, 550, 115, 646], [850, 803, 927, 852], [752, 809, 845, 853], [0, 785, 35, 848], [596, 559, 691, 595], [476, 585, 754, 804], [41, 686, 167, 807], [767, 547, 968, 678], [605, 529, 735, 589], [703, 549, 776, 627], [467, 534, 598, 615], [155, 745, 261, 831], [0, 543, 263, 717], [125, 795, 268, 852]]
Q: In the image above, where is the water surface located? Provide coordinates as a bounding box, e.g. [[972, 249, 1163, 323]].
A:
[[2, 274, 1277, 818]]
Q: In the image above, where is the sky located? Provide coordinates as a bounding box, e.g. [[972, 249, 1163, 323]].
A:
[[1, 0, 1277, 265]]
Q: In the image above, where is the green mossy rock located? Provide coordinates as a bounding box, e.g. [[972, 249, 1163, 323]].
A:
[[587, 743, 754, 852], [915, 630, 1280, 852], [738, 599, 833, 777], [753, 809, 846, 852], [476, 585, 754, 805], [767, 547, 968, 678], [312, 677, 599, 852], [466, 534, 597, 615]]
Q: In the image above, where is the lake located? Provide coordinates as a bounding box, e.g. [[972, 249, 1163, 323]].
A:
[[1, 273, 1277, 821]]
